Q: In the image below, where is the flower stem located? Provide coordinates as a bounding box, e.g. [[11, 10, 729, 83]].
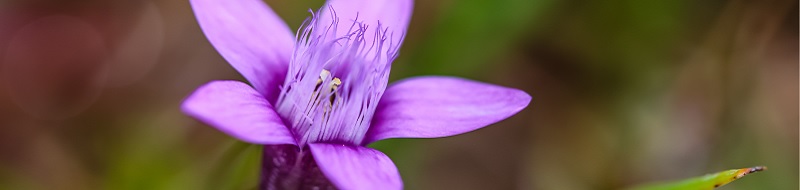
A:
[[260, 145, 335, 190]]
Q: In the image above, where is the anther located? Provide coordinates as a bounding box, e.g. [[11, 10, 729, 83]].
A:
[[313, 69, 342, 105]]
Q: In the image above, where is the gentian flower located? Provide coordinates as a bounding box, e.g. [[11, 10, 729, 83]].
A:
[[182, 0, 531, 189]]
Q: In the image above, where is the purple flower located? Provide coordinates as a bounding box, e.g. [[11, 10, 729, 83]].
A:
[[182, 0, 531, 189]]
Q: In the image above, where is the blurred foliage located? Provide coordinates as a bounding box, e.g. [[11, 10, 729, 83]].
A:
[[402, 0, 555, 77]]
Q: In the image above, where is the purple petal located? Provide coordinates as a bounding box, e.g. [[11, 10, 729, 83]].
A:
[[308, 143, 402, 190], [364, 76, 531, 144], [318, 0, 413, 56], [182, 80, 296, 145], [189, 0, 294, 102]]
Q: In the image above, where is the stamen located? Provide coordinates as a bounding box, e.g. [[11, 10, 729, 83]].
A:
[[311, 69, 341, 107], [329, 78, 341, 104]]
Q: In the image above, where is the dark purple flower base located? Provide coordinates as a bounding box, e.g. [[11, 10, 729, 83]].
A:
[[260, 145, 336, 190]]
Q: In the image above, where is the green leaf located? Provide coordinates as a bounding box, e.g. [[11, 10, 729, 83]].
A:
[[629, 166, 766, 190]]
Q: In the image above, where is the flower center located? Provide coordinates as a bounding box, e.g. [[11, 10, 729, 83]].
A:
[[274, 9, 401, 147]]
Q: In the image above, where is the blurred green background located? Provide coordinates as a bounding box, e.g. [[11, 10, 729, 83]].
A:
[[0, 0, 796, 189]]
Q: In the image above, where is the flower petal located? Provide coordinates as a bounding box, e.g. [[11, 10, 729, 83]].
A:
[[364, 76, 531, 144], [308, 143, 402, 190], [182, 80, 295, 145], [189, 0, 294, 102], [318, 0, 413, 55]]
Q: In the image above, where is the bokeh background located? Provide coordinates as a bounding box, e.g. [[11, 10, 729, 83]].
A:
[[0, 0, 796, 189]]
